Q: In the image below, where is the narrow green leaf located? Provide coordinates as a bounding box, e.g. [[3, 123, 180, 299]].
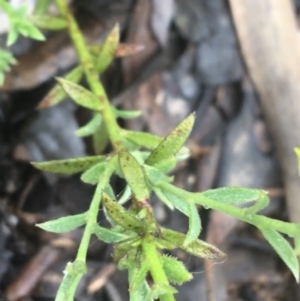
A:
[[261, 227, 299, 282], [118, 255, 134, 270], [38, 66, 83, 109], [161, 255, 192, 284], [121, 138, 140, 151], [31, 156, 105, 174], [93, 121, 109, 154], [36, 213, 86, 233], [184, 203, 201, 246], [76, 113, 102, 137], [0, 49, 17, 85], [129, 267, 153, 301], [7, 27, 18, 46], [97, 157, 116, 190], [161, 228, 226, 259], [130, 261, 150, 290], [202, 187, 261, 205], [118, 150, 150, 201], [156, 189, 189, 216], [34, 0, 52, 14], [118, 185, 132, 205], [93, 224, 129, 243], [153, 156, 177, 173], [145, 113, 195, 165], [122, 130, 162, 150], [81, 161, 107, 184], [96, 24, 120, 73], [154, 187, 174, 210], [148, 283, 177, 299], [103, 184, 116, 200], [89, 44, 102, 56], [17, 25, 29, 36], [113, 237, 141, 262], [57, 78, 102, 111], [113, 108, 142, 119], [30, 15, 67, 30], [25, 23, 45, 41], [143, 165, 170, 186], [102, 193, 145, 232], [55, 261, 86, 301], [154, 238, 177, 250], [183, 238, 226, 260], [13, 5, 28, 17]]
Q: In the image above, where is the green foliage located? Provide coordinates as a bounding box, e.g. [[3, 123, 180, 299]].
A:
[[38, 66, 84, 109], [0, 0, 50, 85], [202, 187, 262, 204], [36, 213, 87, 233], [160, 255, 192, 284], [55, 261, 86, 301], [185, 203, 202, 246], [13, 1, 299, 300], [32, 155, 106, 174], [0, 48, 16, 84], [102, 193, 145, 233], [118, 150, 150, 201], [76, 113, 102, 137], [93, 224, 130, 243], [261, 227, 299, 282], [81, 161, 107, 184], [29, 15, 68, 30], [95, 24, 119, 73], [0, 2, 45, 46], [57, 78, 103, 111], [145, 113, 195, 165]]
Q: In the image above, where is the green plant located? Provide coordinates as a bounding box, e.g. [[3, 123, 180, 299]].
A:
[[2, 1, 300, 301], [0, 0, 44, 83], [0, 0, 66, 85]]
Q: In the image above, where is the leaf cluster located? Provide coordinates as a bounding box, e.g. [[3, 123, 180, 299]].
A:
[[4, 1, 300, 301], [0, 0, 64, 84]]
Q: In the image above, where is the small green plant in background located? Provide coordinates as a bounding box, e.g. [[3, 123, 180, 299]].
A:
[[0, 0, 44, 83], [2, 1, 300, 301]]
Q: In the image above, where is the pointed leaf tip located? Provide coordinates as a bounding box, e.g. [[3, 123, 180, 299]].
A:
[[31, 156, 105, 175], [36, 213, 86, 233], [261, 228, 299, 282], [145, 113, 195, 166], [161, 255, 192, 284], [96, 24, 120, 73]]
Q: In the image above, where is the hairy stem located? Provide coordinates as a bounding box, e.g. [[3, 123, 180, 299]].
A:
[[142, 237, 176, 301], [55, 0, 122, 151], [76, 158, 115, 261], [76, 183, 102, 262], [160, 182, 298, 236]]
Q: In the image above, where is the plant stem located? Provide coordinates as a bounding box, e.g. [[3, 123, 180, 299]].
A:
[[142, 237, 176, 301], [55, 0, 122, 151], [76, 183, 102, 262], [160, 182, 298, 236], [76, 158, 115, 261]]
